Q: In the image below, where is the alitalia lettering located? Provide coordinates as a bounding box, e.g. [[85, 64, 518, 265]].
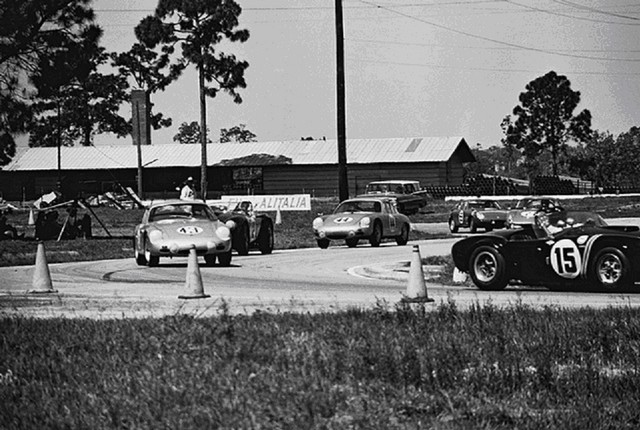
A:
[[212, 194, 311, 212]]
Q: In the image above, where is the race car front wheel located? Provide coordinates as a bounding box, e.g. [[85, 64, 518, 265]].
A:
[[145, 238, 159, 267], [317, 239, 330, 249], [469, 246, 508, 290], [589, 247, 629, 292], [449, 218, 458, 233], [369, 222, 383, 247], [396, 223, 409, 246], [235, 223, 250, 256], [258, 220, 274, 254], [134, 237, 147, 266], [218, 251, 232, 267]]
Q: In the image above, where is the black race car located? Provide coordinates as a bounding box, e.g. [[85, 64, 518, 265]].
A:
[[451, 210, 640, 292], [211, 201, 274, 255]]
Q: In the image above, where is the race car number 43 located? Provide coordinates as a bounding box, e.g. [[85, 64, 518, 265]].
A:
[[177, 226, 203, 235], [550, 239, 582, 279]]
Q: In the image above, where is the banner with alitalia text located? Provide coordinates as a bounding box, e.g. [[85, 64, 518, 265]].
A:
[[209, 194, 311, 212]]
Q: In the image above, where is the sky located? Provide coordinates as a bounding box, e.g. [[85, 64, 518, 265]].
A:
[[59, 0, 640, 148]]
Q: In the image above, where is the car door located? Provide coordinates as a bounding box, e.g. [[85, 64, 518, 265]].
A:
[[458, 202, 469, 227], [505, 236, 564, 284], [382, 201, 398, 236]]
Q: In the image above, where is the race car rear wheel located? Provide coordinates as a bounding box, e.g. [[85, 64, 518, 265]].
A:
[[345, 238, 359, 248], [218, 251, 232, 267], [449, 218, 458, 233], [469, 246, 508, 290], [258, 220, 274, 254], [369, 222, 383, 247], [317, 238, 330, 249], [589, 247, 629, 291], [395, 223, 409, 246]]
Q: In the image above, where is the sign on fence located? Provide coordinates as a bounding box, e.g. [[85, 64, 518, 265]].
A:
[[210, 194, 311, 212]]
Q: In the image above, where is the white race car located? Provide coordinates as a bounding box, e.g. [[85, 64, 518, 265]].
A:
[[134, 200, 234, 267]]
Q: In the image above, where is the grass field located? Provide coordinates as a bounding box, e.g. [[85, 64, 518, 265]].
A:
[[1, 302, 639, 428]]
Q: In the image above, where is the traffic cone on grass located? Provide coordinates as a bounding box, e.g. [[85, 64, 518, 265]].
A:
[[28, 209, 35, 226], [401, 245, 434, 303], [179, 245, 210, 299], [29, 242, 57, 294]]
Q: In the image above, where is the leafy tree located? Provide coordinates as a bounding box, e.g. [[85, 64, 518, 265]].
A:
[[111, 42, 183, 135], [0, 0, 95, 159], [28, 26, 129, 147], [582, 128, 640, 190], [220, 124, 256, 143], [173, 121, 211, 144], [465, 143, 526, 180], [501, 71, 592, 178], [135, 0, 250, 199]]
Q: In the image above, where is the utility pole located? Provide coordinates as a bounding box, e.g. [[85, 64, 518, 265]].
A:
[[335, 0, 349, 201]]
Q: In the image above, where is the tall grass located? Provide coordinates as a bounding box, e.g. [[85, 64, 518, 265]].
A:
[[1, 302, 639, 429]]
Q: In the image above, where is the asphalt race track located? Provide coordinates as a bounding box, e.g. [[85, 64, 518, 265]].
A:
[[3, 232, 640, 318]]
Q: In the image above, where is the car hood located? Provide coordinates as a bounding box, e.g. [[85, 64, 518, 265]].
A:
[[150, 219, 220, 237], [476, 209, 507, 218], [509, 209, 540, 221], [323, 212, 372, 224]]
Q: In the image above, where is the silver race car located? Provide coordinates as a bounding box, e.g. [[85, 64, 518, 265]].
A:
[[134, 200, 234, 267], [312, 197, 411, 248]]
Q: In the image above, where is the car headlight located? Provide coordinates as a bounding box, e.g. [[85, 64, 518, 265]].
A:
[[225, 220, 236, 230], [476, 212, 485, 220], [312, 217, 324, 229], [359, 217, 371, 228], [149, 229, 163, 242], [216, 225, 231, 241]]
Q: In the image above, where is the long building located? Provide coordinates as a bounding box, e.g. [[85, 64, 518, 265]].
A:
[[0, 137, 475, 201]]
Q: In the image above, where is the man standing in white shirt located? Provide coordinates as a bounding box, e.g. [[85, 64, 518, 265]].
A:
[[180, 177, 196, 200]]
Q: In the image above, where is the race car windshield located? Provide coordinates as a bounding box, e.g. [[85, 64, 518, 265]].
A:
[[335, 200, 382, 213], [150, 204, 215, 222], [537, 211, 607, 236], [470, 201, 501, 210]]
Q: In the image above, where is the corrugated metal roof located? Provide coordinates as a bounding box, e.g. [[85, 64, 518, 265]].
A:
[[3, 137, 470, 171]]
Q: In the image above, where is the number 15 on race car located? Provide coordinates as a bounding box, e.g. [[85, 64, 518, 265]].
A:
[[550, 239, 582, 279]]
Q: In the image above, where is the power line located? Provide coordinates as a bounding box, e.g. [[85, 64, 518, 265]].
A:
[[552, 0, 640, 21], [349, 56, 640, 76], [508, 0, 640, 26], [347, 36, 640, 54], [357, 0, 640, 62]]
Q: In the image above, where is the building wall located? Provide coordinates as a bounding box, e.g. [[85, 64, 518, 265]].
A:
[[262, 161, 464, 197], [0, 158, 467, 201]]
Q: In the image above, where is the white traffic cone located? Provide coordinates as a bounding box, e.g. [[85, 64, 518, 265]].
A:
[[275, 208, 282, 225], [29, 242, 57, 294], [28, 209, 35, 226], [401, 245, 434, 303], [179, 246, 210, 299]]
